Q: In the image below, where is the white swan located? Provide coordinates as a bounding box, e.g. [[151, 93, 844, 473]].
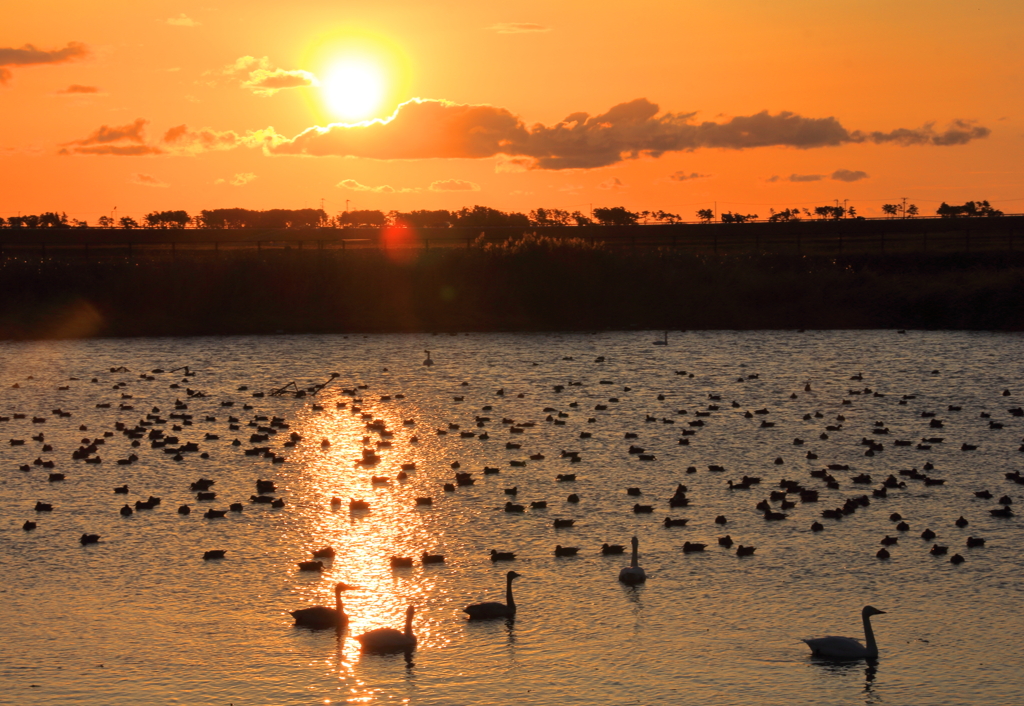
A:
[[355, 605, 417, 652], [803, 606, 886, 659], [290, 582, 348, 630], [653, 331, 668, 346], [464, 570, 520, 619], [423, 350, 434, 367], [618, 536, 647, 584]]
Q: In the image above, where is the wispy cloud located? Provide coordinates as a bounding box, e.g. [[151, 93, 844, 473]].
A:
[[831, 168, 869, 182], [231, 172, 257, 186], [669, 171, 710, 181], [167, 14, 200, 27], [60, 118, 164, 156], [57, 84, 100, 94], [429, 179, 480, 192], [223, 56, 317, 96], [488, 23, 551, 34], [598, 177, 626, 190], [0, 41, 88, 84], [130, 173, 168, 187], [768, 169, 870, 183]]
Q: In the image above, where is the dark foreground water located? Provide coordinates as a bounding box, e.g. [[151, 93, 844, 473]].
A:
[[1, 331, 1022, 705]]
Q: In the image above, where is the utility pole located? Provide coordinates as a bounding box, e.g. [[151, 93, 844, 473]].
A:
[[901, 196, 908, 219], [345, 199, 350, 212]]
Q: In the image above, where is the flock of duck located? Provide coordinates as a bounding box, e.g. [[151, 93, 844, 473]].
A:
[[7, 343, 1022, 660]]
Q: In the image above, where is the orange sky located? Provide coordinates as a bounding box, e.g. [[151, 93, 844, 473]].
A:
[[2, 0, 1022, 223]]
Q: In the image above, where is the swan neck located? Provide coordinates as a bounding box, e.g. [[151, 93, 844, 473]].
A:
[[862, 612, 878, 655], [631, 543, 639, 568], [506, 575, 516, 609], [404, 611, 414, 637]]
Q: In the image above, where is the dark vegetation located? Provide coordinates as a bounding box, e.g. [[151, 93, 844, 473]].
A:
[[2, 231, 1023, 340]]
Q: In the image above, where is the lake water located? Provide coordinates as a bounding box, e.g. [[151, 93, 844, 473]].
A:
[[2, 330, 1023, 706]]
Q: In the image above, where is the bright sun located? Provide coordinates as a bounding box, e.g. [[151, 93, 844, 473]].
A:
[[321, 61, 385, 122]]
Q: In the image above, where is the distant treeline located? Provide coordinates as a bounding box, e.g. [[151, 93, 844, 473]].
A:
[[0, 200, 1007, 230]]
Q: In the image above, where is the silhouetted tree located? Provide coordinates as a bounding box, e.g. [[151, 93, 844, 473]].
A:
[[529, 208, 571, 226], [389, 209, 454, 227], [768, 208, 802, 223], [593, 206, 639, 226], [936, 200, 1000, 218], [453, 205, 529, 228], [570, 210, 593, 226], [696, 208, 714, 223], [97, 215, 114, 228], [721, 211, 758, 223], [337, 209, 387, 227], [881, 204, 899, 218], [653, 210, 681, 223], [144, 210, 190, 229], [119, 216, 138, 229]]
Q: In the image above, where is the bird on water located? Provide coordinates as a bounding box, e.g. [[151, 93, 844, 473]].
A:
[[464, 571, 521, 619], [355, 605, 417, 652], [290, 582, 349, 630], [618, 536, 647, 584], [802, 606, 887, 660]]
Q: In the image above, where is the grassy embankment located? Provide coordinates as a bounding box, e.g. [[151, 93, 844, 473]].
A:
[[1, 233, 1023, 339]]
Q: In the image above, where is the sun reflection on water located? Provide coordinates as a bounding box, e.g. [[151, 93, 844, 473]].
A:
[[284, 388, 448, 664]]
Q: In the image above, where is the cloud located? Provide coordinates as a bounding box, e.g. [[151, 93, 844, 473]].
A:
[[429, 179, 480, 192], [130, 173, 168, 187], [57, 84, 99, 94], [231, 172, 257, 186], [267, 97, 990, 170], [59, 118, 165, 156], [831, 168, 869, 182], [167, 14, 200, 27], [489, 23, 551, 34], [669, 171, 709, 181], [162, 123, 280, 154], [270, 98, 526, 159], [598, 177, 626, 190], [0, 41, 88, 84], [338, 179, 396, 193], [224, 56, 317, 95], [788, 173, 826, 182]]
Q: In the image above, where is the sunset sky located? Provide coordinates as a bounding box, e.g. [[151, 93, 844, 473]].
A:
[[2, 0, 1022, 223]]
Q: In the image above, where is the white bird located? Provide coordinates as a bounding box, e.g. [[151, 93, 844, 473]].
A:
[[803, 606, 887, 659], [290, 582, 348, 630], [423, 350, 434, 367], [653, 331, 668, 346], [355, 605, 418, 652], [464, 571, 520, 619], [618, 536, 647, 584]]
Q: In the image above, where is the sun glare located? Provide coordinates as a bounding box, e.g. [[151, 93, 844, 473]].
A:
[[322, 61, 385, 122], [304, 29, 410, 125]]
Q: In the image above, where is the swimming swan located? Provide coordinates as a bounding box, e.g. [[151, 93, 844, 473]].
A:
[[355, 605, 417, 652], [464, 570, 520, 619], [291, 582, 349, 630], [803, 606, 886, 659], [618, 536, 647, 584]]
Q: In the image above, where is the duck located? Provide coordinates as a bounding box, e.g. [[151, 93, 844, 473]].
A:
[[618, 536, 647, 584], [682, 541, 706, 553], [601, 543, 624, 555], [490, 549, 516, 562], [355, 606, 417, 652], [554, 545, 579, 557], [803, 606, 887, 659], [464, 571, 521, 619], [291, 583, 349, 630]]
